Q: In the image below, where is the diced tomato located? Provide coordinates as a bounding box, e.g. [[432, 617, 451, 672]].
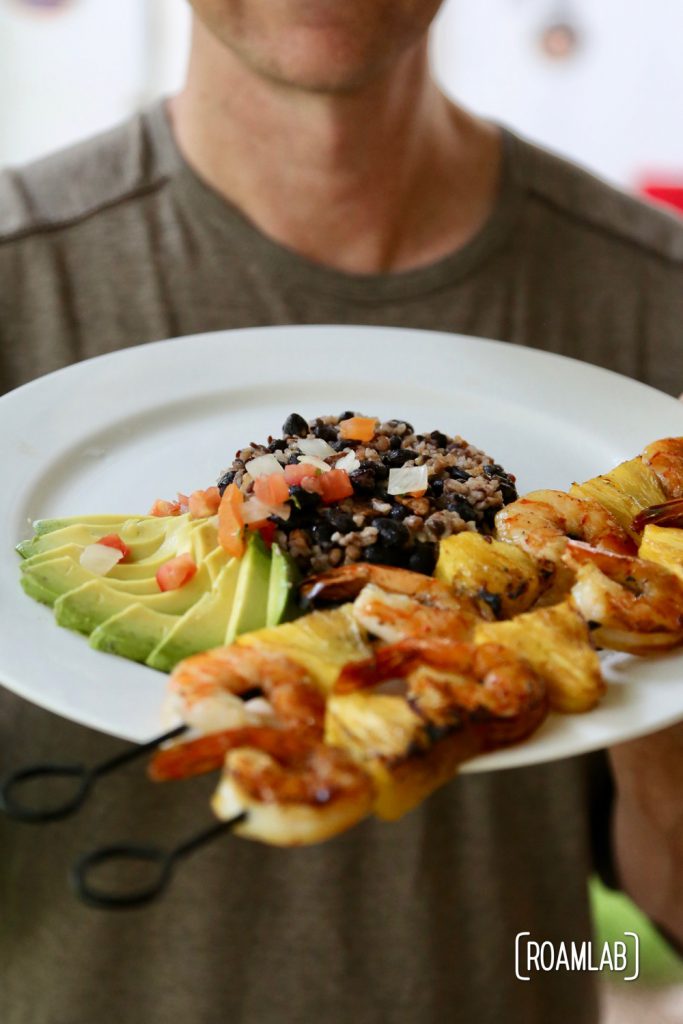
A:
[[284, 463, 318, 487], [97, 534, 131, 561], [254, 474, 290, 507], [218, 483, 245, 557], [248, 520, 277, 547], [156, 554, 197, 591], [177, 492, 190, 513], [188, 486, 221, 519], [149, 499, 182, 517], [318, 468, 354, 504], [409, 489, 428, 498], [339, 417, 378, 442]]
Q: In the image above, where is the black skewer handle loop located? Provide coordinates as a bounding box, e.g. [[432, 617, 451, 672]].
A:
[[71, 815, 247, 909], [0, 724, 188, 824], [0, 763, 92, 823]]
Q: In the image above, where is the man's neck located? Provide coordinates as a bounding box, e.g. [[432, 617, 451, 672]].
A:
[[170, 18, 501, 275]]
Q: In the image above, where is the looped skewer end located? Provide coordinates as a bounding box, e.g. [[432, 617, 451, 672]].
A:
[[0, 724, 188, 825], [71, 814, 247, 909], [0, 763, 92, 823]]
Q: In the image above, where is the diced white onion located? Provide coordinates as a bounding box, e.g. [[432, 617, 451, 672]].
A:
[[244, 453, 285, 478], [297, 438, 336, 459], [336, 450, 361, 474], [298, 455, 330, 473], [387, 465, 429, 496], [241, 497, 291, 524], [241, 497, 274, 523], [80, 543, 124, 576]]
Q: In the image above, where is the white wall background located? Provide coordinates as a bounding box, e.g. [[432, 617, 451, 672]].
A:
[[0, 0, 681, 195]]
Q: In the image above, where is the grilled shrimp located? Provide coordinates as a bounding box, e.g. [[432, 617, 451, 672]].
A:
[[352, 582, 479, 644], [151, 725, 374, 846], [565, 539, 683, 654], [335, 638, 547, 742], [157, 644, 326, 776], [495, 489, 635, 599], [300, 563, 462, 607], [641, 438, 683, 499]]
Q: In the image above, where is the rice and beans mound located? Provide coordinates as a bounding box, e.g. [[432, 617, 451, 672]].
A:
[[217, 413, 518, 576]]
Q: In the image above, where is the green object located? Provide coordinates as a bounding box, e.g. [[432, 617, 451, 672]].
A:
[[53, 565, 214, 635], [30, 514, 143, 537], [266, 544, 299, 627], [89, 604, 177, 664], [590, 876, 683, 985], [18, 517, 170, 561], [146, 559, 240, 672], [225, 533, 271, 643]]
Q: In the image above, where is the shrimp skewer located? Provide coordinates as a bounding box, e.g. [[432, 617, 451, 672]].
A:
[[300, 563, 463, 607], [301, 563, 482, 644], [163, 645, 325, 738], [327, 640, 547, 820], [495, 489, 635, 601], [565, 539, 683, 654]]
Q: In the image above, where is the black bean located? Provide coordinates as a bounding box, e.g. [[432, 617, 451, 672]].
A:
[[282, 413, 309, 437], [448, 467, 471, 481], [268, 439, 287, 453], [500, 480, 518, 504], [311, 522, 335, 548], [383, 449, 418, 469], [430, 430, 448, 448], [350, 462, 380, 493], [428, 478, 444, 498], [388, 435, 401, 450], [407, 542, 437, 575], [444, 499, 477, 522], [372, 517, 409, 548], [483, 463, 504, 477], [326, 510, 355, 534], [390, 504, 410, 521], [363, 544, 400, 566], [314, 422, 338, 443], [216, 470, 235, 495], [289, 485, 321, 511], [338, 410, 356, 421], [287, 453, 300, 465]]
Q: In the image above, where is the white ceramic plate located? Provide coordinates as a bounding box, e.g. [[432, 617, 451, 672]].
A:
[[2, 325, 683, 771]]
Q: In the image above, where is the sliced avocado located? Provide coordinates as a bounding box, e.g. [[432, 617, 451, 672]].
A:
[[20, 543, 87, 568], [21, 556, 95, 607], [21, 555, 164, 599], [225, 533, 271, 643], [266, 545, 299, 627], [31, 514, 144, 537], [53, 564, 214, 635], [190, 519, 220, 564], [146, 559, 240, 672], [18, 518, 169, 562], [89, 604, 177, 664]]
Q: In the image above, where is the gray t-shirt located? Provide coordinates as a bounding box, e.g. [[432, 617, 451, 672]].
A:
[[1, 102, 682, 1024]]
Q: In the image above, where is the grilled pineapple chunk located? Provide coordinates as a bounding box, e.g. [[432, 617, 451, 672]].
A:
[[435, 532, 541, 618], [570, 457, 665, 542], [237, 604, 372, 693], [474, 599, 603, 713], [639, 525, 683, 583], [325, 692, 473, 820]]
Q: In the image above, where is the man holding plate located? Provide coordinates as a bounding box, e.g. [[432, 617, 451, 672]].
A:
[[1, 2, 682, 1022]]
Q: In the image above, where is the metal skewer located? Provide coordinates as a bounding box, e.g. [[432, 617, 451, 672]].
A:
[[0, 723, 189, 823], [71, 813, 247, 908]]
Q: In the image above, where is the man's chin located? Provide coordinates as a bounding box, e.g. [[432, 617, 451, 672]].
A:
[[224, 27, 416, 96]]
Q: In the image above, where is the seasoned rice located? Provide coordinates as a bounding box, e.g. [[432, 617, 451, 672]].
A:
[[217, 413, 518, 576]]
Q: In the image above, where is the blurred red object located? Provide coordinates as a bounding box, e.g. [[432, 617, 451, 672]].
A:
[[641, 181, 683, 216]]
